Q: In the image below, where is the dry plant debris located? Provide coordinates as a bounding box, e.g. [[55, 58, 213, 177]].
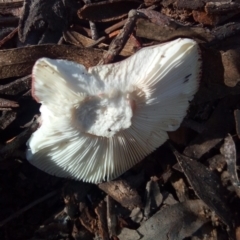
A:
[[1, 0, 240, 240]]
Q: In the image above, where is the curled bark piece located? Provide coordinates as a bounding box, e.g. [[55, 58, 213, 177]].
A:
[[205, 1, 240, 14], [78, 0, 141, 22]]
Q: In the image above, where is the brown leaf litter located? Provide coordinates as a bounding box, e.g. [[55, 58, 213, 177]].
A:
[[1, 0, 240, 240]]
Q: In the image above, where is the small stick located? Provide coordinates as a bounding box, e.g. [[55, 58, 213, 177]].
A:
[[86, 30, 120, 48], [86, 36, 108, 48], [83, 0, 99, 40], [98, 9, 179, 65], [106, 195, 117, 237], [104, 19, 127, 35], [98, 10, 137, 65], [0, 190, 57, 227], [87, 19, 127, 48], [0, 27, 18, 47], [89, 21, 99, 40], [95, 201, 109, 240]]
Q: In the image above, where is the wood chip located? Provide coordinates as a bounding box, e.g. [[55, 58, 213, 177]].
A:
[[106, 195, 117, 238], [95, 201, 109, 240], [98, 179, 142, 210]]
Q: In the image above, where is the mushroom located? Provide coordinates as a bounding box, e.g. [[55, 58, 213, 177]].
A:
[[27, 38, 201, 183]]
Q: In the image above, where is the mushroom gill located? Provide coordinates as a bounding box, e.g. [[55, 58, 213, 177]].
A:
[[27, 38, 201, 183]]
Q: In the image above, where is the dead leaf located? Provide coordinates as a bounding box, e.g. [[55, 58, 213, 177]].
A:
[[0, 75, 31, 96], [136, 18, 214, 43], [64, 29, 140, 57], [18, 0, 75, 45], [0, 44, 105, 79], [63, 30, 107, 48], [118, 200, 210, 240], [220, 134, 240, 197], [184, 95, 240, 159], [172, 147, 233, 227]]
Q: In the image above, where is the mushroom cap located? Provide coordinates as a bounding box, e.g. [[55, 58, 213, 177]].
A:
[[27, 38, 201, 183]]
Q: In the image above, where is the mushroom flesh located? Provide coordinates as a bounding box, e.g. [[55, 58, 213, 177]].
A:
[[27, 38, 201, 183]]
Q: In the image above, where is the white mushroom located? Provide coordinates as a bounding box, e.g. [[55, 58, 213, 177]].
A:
[[26, 38, 201, 183]]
